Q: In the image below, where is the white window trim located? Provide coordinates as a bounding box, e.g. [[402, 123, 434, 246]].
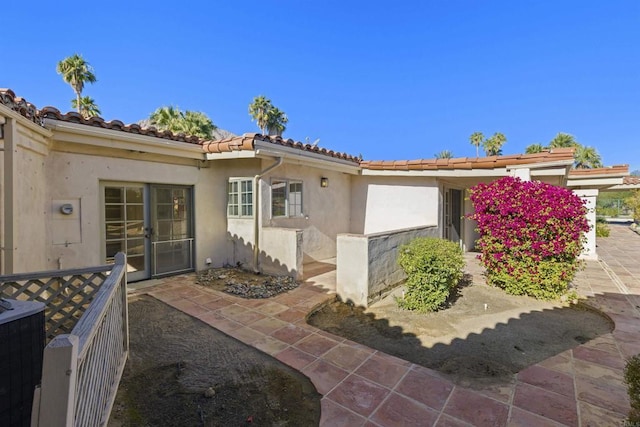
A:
[[227, 177, 254, 218], [271, 178, 304, 218]]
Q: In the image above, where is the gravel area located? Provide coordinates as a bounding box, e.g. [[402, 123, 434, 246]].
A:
[[196, 267, 300, 298]]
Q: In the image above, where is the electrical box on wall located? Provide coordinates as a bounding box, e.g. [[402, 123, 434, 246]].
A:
[[52, 198, 82, 245]]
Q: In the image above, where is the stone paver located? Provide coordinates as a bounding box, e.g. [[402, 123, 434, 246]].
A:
[[135, 229, 640, 426]]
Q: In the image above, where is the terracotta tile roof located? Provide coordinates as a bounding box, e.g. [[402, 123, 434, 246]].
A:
[[0, 89, 40, 124], [202, 133, 362, 163], [360, 148, 576, 171], [0, 89, 203, 145], [623, 176, 640, 185], [39, 106, 203, 144], [568, 165, 629, 177]]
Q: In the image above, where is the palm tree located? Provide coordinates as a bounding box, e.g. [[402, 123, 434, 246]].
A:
[[248, 96, 273, 134], [574, 145, 603, 169], [525, 143, 545, 154], [483, 132, 507, 156], [435, 150, 454, 159], [56, 54, 97, 114], [181, 110, 216, 139], [150, 106, 183, 131], [469, 132, 484, 157], [71, 96, 101, 119], [265, 107, 288, 136], [149, 106, 216, 139], [549, 132, 579, 148]]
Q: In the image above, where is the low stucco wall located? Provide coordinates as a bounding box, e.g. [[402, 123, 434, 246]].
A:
[[336, 225, 439, 307], [260, 227, 303, 279]]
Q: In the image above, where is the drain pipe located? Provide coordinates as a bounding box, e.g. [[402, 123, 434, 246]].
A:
[[253, 156, 284, 272]]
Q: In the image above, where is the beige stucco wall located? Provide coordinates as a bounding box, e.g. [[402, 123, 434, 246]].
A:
[[264, 162, 352, 261], [43, 150, 223, 271], [2, 121, 51, 273], [350, 176, 440, 235], [336, 225, 439, 307]]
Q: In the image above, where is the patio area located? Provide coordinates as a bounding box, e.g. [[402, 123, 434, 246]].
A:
[[130, 225, 639, 426]]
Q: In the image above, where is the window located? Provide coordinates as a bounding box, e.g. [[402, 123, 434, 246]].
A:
[[271, 179, 303, 217], [228, 178, 253, 217]]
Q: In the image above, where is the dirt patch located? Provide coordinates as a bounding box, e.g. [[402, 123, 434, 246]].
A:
[[308, 280, 613, 389], [109, 296, 320, 427]]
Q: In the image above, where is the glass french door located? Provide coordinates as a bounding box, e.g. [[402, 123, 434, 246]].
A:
[[150, 186, 194, 276], [104, 184, 150, 281], [103, 183, 194, 281]]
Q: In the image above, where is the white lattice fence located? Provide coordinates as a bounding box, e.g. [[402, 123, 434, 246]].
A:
[[29, 253, 129, 427], [0, 265, 113, 341]]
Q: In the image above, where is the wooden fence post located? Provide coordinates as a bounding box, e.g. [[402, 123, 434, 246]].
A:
[[36, 334, 79, 427]]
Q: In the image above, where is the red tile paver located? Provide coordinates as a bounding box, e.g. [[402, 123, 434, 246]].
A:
[[572, 346, 625, 370], [323, 344, 372, 371], [271, 324, 312, 345], [513, 383, 578, 427], [443, 388, 509, 427], [396, 366, 454, 411], [247, 316, 288, 335], [275, 347, 317, 371], [295, 333, 341, 357], [516, 365, 574, 398], [507, 407, 565, 427], [326, 374, 390, 417], [371, 392, 439, 426], [319, 398, 366, 427], [355, 354, 410, 389], [574, 374, 630, 416], [302, 359, 349, 395]]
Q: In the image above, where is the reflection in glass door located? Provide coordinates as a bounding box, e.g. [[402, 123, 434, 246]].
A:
[[151, 186, 194, 276], [104, 184, 150, 281]]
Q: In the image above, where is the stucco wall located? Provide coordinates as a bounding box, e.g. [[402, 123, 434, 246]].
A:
[[336, 225, 439, 307], [350, 176, 439, 235], [260, 227, 303, 278], [44, 151, 222, 271], [261, 162, 352, 261], [7, 123, 50, 273]]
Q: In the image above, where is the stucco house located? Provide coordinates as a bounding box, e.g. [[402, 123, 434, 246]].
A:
[[0, 88, 629, 306]]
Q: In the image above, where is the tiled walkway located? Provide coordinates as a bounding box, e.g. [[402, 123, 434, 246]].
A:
[[133, 227, 639, 426]]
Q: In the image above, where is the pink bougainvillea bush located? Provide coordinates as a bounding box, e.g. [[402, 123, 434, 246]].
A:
[[468, 176, 590, 300]]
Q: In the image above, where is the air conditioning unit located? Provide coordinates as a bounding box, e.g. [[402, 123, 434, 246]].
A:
[[0, 299, 45, 427]]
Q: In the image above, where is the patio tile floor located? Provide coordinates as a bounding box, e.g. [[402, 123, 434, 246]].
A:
[[136, 225, 639, 426]]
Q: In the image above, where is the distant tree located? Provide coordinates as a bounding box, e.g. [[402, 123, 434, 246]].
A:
[[574, 145, 603, 169], [249, 95, 273, 135], [149, 106, 216, 139], [469, 132, 484, 157], [71, 96, 101, 119], [483, 132, 507, 156], [56, 54, 97, 114], [265, 107, 288, 136], [435, 150, 454, 159], [631, 170, 640, 177], [549, 132, 579, 148], [525, 143, 545, 154]]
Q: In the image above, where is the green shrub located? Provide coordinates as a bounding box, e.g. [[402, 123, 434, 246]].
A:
[[625, 354, 640, 424], [397, 237, 465, 312], [595, 222, 610, 237]]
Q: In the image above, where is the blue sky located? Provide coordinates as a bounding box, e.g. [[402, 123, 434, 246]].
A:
[[3, 1, 639, 171]]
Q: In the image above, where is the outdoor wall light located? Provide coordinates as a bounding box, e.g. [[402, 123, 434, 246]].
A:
[[320, 177, 329, 188], [60, 204, 74, 215]]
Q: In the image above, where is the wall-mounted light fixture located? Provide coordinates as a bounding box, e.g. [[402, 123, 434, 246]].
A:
[[320, 177, 329, 188], [60, 204, 74, 215]]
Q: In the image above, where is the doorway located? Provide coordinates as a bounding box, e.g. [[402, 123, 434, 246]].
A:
[[444, 188, 463, 246], [103, 183, 194, 281]]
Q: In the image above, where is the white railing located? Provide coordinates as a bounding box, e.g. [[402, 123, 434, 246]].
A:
[[32, 252, 129, 427]]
